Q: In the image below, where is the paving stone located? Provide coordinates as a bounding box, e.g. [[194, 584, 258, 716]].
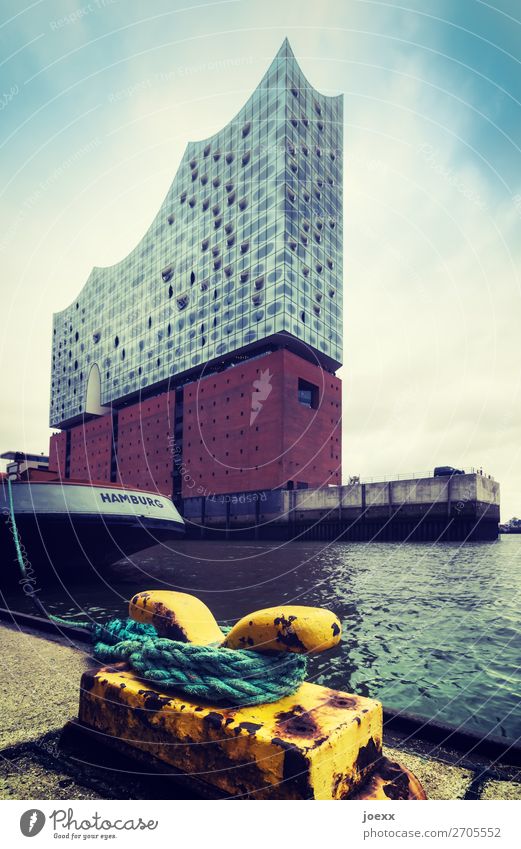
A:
[[481, 780, 521, 800], [385, 745, 474, 800], [0, 754, 104, 801], [0, 623, 92, 749]]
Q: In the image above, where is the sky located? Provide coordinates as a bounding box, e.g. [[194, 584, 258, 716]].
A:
[[0, 0, 519, 517]]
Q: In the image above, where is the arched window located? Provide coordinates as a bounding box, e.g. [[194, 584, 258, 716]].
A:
[[85, 363, 107, 416]]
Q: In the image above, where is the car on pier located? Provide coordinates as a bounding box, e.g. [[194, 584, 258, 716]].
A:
[[433, 466, 465, 477]]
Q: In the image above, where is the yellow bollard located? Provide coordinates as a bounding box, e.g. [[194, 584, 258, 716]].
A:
[[79, 667, 383, 799], [128, 590, 342, 653], [74, 590, 427, 800], [129, 590, 224, 644], [350, 757, 427, 800], [223, 605, 342, 653]]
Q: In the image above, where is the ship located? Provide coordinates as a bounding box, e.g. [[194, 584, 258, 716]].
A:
[[1, 451, 184, 583]]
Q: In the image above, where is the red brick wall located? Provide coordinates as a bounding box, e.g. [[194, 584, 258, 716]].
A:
[[69, 414, 113, 482], [182, 350, 341, 497], [280, 350, 342, 489], [49, 353, 341, 498], [116, 390, 175, 496], [48, 431, 67, 476]]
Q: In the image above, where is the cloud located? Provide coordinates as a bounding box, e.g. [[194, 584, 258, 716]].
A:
[[341, 56, 521, 513]]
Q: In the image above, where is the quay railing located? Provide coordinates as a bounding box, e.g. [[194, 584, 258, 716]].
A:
[[345, 468, 495, 485]]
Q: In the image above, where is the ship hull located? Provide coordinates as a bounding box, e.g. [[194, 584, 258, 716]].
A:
[[1, 480, 184, 584]]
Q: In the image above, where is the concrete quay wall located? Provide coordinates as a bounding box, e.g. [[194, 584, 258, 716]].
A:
[[183, 474, 500, 541]]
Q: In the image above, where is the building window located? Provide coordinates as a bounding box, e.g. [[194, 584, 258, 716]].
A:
[[298, 378, 319, 409]]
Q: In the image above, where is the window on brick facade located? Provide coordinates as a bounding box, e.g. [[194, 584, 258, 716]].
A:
[[298, 378, 319, 409]]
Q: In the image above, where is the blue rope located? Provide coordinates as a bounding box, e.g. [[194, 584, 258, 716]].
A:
[[91, 617, 308, 706], [6, 477, 308, 706]]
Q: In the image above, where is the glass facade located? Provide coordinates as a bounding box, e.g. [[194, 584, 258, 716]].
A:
[[50, 39, 343, 428]]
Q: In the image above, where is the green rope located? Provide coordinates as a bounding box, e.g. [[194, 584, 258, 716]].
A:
[[6, 477, 308, 706], [6, 474, 27, 580], [91, 617, 307, 706]]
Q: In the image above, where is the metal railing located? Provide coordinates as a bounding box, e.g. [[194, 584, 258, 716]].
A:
[[345, 468, 494, 485]]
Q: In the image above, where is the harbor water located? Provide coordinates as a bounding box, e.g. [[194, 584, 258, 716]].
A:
[[2, 535, 520, 744]]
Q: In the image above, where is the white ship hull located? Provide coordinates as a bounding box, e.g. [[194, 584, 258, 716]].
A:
[[1, 480, 184, 582]]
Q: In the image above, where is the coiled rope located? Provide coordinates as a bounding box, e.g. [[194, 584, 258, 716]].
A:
[[91, 617, 307, 705], [6, 477, 308, 706]]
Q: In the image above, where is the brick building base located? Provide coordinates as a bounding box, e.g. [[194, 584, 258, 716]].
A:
[[181, 349, 341, 497], [49, 350, 341, 499]]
